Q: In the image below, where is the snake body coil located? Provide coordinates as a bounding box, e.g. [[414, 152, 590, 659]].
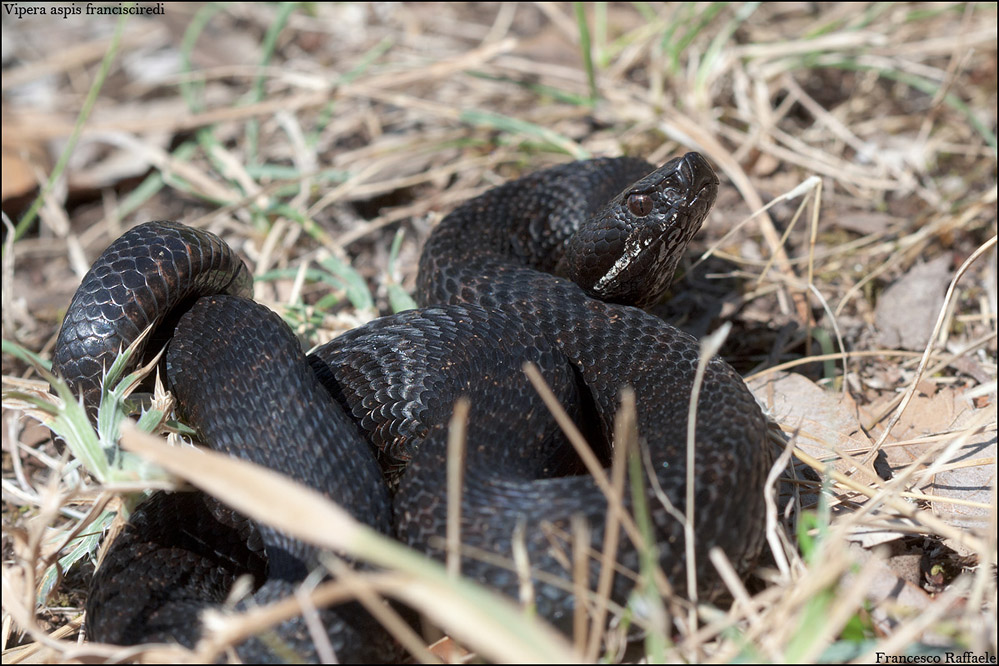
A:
[[53, 153, 771, 660]]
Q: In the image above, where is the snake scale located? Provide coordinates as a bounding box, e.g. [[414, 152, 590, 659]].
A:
[[52, 152, 771, 661]]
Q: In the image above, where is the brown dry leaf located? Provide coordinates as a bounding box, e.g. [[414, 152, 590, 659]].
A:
[[845, 542, 934, 614], [928, 438, 995, 544], [1, 149, 38, 201], [832, 211, 902, 236], [865, 385, 996, 556], [874, 254, 952, 351], [0, 131, 48, 201], [749, 371, 866, 466]]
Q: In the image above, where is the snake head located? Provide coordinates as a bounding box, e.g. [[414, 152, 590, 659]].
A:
[[558, 152, 719, 308]]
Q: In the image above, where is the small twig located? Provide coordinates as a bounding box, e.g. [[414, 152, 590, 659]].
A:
[[446, 398, 470, 579], [584, 387, 633, 662], [324, 557, 439, 664], [683, 321, 731, 630], [570, 513, 590, 658]]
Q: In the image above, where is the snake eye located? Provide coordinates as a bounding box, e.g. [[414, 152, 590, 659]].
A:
[[627, 193, 653, 217]]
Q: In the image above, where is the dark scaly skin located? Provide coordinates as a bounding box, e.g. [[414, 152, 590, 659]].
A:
[[397, 153, 770, 621], [55, 153, 771, 659], [68, 242, 399, 660], [83, 492, 266, 648], [52, 222, 252, 416], [308, 305, 588, 480], [164, 296, 397, 662]]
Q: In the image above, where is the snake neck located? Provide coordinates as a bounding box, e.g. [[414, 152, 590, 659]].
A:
[[416, 157, 654, 303], [417, 154, 718, 312]]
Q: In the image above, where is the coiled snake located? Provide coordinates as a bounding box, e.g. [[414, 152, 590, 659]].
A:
[[52, 152, 771, 661]]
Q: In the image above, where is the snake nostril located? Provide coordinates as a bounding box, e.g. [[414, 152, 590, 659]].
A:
[[682, 152, 719, 193]]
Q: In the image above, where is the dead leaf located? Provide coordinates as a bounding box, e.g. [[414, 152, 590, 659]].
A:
[[875, 255, 952, 351], [749, 371, 866, 466], [863, 385, 995, 556], [1, 136, 48, 201], [832, 211, 901, 236]]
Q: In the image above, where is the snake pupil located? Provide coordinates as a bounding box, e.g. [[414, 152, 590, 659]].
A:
[[627, 193, 653, 217]]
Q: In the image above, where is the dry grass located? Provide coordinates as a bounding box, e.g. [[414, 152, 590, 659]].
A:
[[2, 2, 996, 663]]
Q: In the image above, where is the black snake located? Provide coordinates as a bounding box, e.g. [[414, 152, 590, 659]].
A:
[[52, 152, 771, 661]]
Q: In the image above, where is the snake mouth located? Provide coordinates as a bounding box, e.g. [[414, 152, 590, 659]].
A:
[[678, 152, 720, 211]]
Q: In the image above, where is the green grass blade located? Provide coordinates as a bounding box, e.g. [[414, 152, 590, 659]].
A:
[[459, 109, 589, 158], [8, 8, 132, 249], [573, 2, 599, 105]]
